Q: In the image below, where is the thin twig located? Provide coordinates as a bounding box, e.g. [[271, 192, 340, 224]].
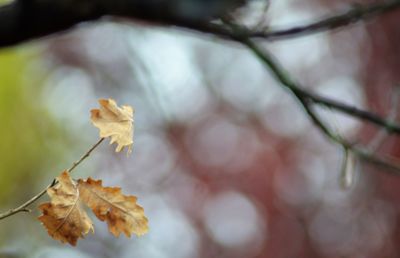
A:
[[212, 21, 400, 134], [236, 35, 339, 140], [250, 0, 400, 40], [227, 28, 400, 175], [301, 90, 400, 134], [67, 138, 105, 173], [194, 0, 400, 41], [340, 90, 399, 188], [0, 187, 49, 220], [368, 89, 400, 151], [340, 91, 400, 189], [0, 138, 105, 220]]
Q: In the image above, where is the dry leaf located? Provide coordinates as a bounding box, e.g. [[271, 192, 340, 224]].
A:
[[91, 98, 134, 153], [38, 171, 94, 246], [39, 172, 148, 245], [90, 98, 134, 154], [78, 178, 148, 237]]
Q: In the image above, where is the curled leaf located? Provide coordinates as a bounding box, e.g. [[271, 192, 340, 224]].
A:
[[38, 171, 94, 246], [78, 178, 148, 237], [91, 98, 134, 154]]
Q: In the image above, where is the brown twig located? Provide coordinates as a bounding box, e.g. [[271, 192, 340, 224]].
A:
[[67, 137, 105, 174], [0, 138, 104, 220]]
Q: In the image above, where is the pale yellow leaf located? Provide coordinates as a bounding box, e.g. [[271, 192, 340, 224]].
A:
[[38, 171, 94, 246], [78, 177, 148, 237], [90, 98, 134, 154]]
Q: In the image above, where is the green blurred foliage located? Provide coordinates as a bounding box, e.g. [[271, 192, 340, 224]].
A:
[[0, 49, 64, 204], [0, 0, 12, 6]]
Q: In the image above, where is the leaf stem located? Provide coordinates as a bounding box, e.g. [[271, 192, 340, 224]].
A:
[[0, 138, 105, 220]]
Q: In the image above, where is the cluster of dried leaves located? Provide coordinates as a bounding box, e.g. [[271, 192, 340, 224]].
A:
[[38, 99, 148, 246]]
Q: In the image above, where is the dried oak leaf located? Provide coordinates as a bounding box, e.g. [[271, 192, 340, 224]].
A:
[[78, 177, 148, 237], [38, 171, 94, 246], [91, 98, 134, 154]]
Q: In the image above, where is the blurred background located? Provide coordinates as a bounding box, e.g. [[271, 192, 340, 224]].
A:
[[1, 0, 400, 257]]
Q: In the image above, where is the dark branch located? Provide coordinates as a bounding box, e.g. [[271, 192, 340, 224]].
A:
[[0, 1, 102, 47], [0, 0, 244, 48], [1, 0, 400, 48], [293, 85, 400, 134]]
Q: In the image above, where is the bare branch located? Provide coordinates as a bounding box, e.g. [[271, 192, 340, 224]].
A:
[[207, 20, 400, 135], [68, 137, 105, 173], [0, 0, 243, 48], [250, 0, 400, 40], [0, 138, 104, 220], [180, 0, 400, 40], [368, 89, 400, 151], [302, 91, 400, 134], [1, 0, 400, 48], [225, 26, 400, 175]]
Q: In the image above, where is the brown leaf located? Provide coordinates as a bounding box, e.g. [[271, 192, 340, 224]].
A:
[[38, 171, 94, 246], [78, 178, 148, 237], [90, 98, 134, 154]]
